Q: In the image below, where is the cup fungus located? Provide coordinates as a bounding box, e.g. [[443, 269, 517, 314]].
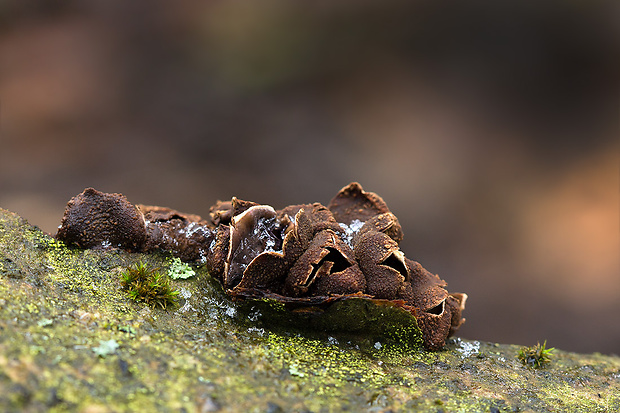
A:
[[55, 182, 466, 350]]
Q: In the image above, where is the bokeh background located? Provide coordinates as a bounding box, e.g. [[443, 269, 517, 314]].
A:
[[1, 1, 617, 354]]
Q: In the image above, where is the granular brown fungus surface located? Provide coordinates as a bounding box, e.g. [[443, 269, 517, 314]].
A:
[[283, 229, 364, 297], [139, 205, 214, 262], [56, 188, 147, 250], [55, 182, 467, 350], [328, 182, 391, 225]]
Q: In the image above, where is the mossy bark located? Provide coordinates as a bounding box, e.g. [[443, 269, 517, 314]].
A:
[[1, 208, 618, 412]]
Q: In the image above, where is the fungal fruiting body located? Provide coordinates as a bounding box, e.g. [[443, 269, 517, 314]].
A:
[[56, 188, 146, 250], [56, 183, 467, 350]]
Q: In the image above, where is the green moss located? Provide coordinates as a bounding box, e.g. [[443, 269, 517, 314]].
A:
[[121, 261, 179, 309], [518, 340, 555, 368]]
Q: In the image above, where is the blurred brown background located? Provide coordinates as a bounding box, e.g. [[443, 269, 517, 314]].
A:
[[0, 1, 617, 354]]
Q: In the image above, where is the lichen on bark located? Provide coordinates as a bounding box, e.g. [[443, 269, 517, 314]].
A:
[[1, 208, 619, 412]]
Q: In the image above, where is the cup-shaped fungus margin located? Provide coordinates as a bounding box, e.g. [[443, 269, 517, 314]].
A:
[[399, 258, 467, 350], [413, 293, 467, 351], [328, 183, 404, 248], [206, 202, 292, 293], [283, 229, 366, 297], [353, 230, 408, 299], [209, 197, 259, 227], [328, 182, 392, 226], [447, 293, 467, 337], [56, 188, 147, 250], [353, 212, 404, 245], [224, 205, 286, 291], [284, 203, 345, 250]]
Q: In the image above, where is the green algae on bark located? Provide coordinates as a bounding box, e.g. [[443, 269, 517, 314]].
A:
[[1, 207, 620, 412]]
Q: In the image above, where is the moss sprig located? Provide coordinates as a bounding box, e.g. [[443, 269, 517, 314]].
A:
[[121, 261, 179, 309], [518, 340, 554, 368]]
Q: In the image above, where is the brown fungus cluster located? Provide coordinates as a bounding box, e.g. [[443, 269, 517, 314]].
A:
[[56, 183, 466, 350]]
